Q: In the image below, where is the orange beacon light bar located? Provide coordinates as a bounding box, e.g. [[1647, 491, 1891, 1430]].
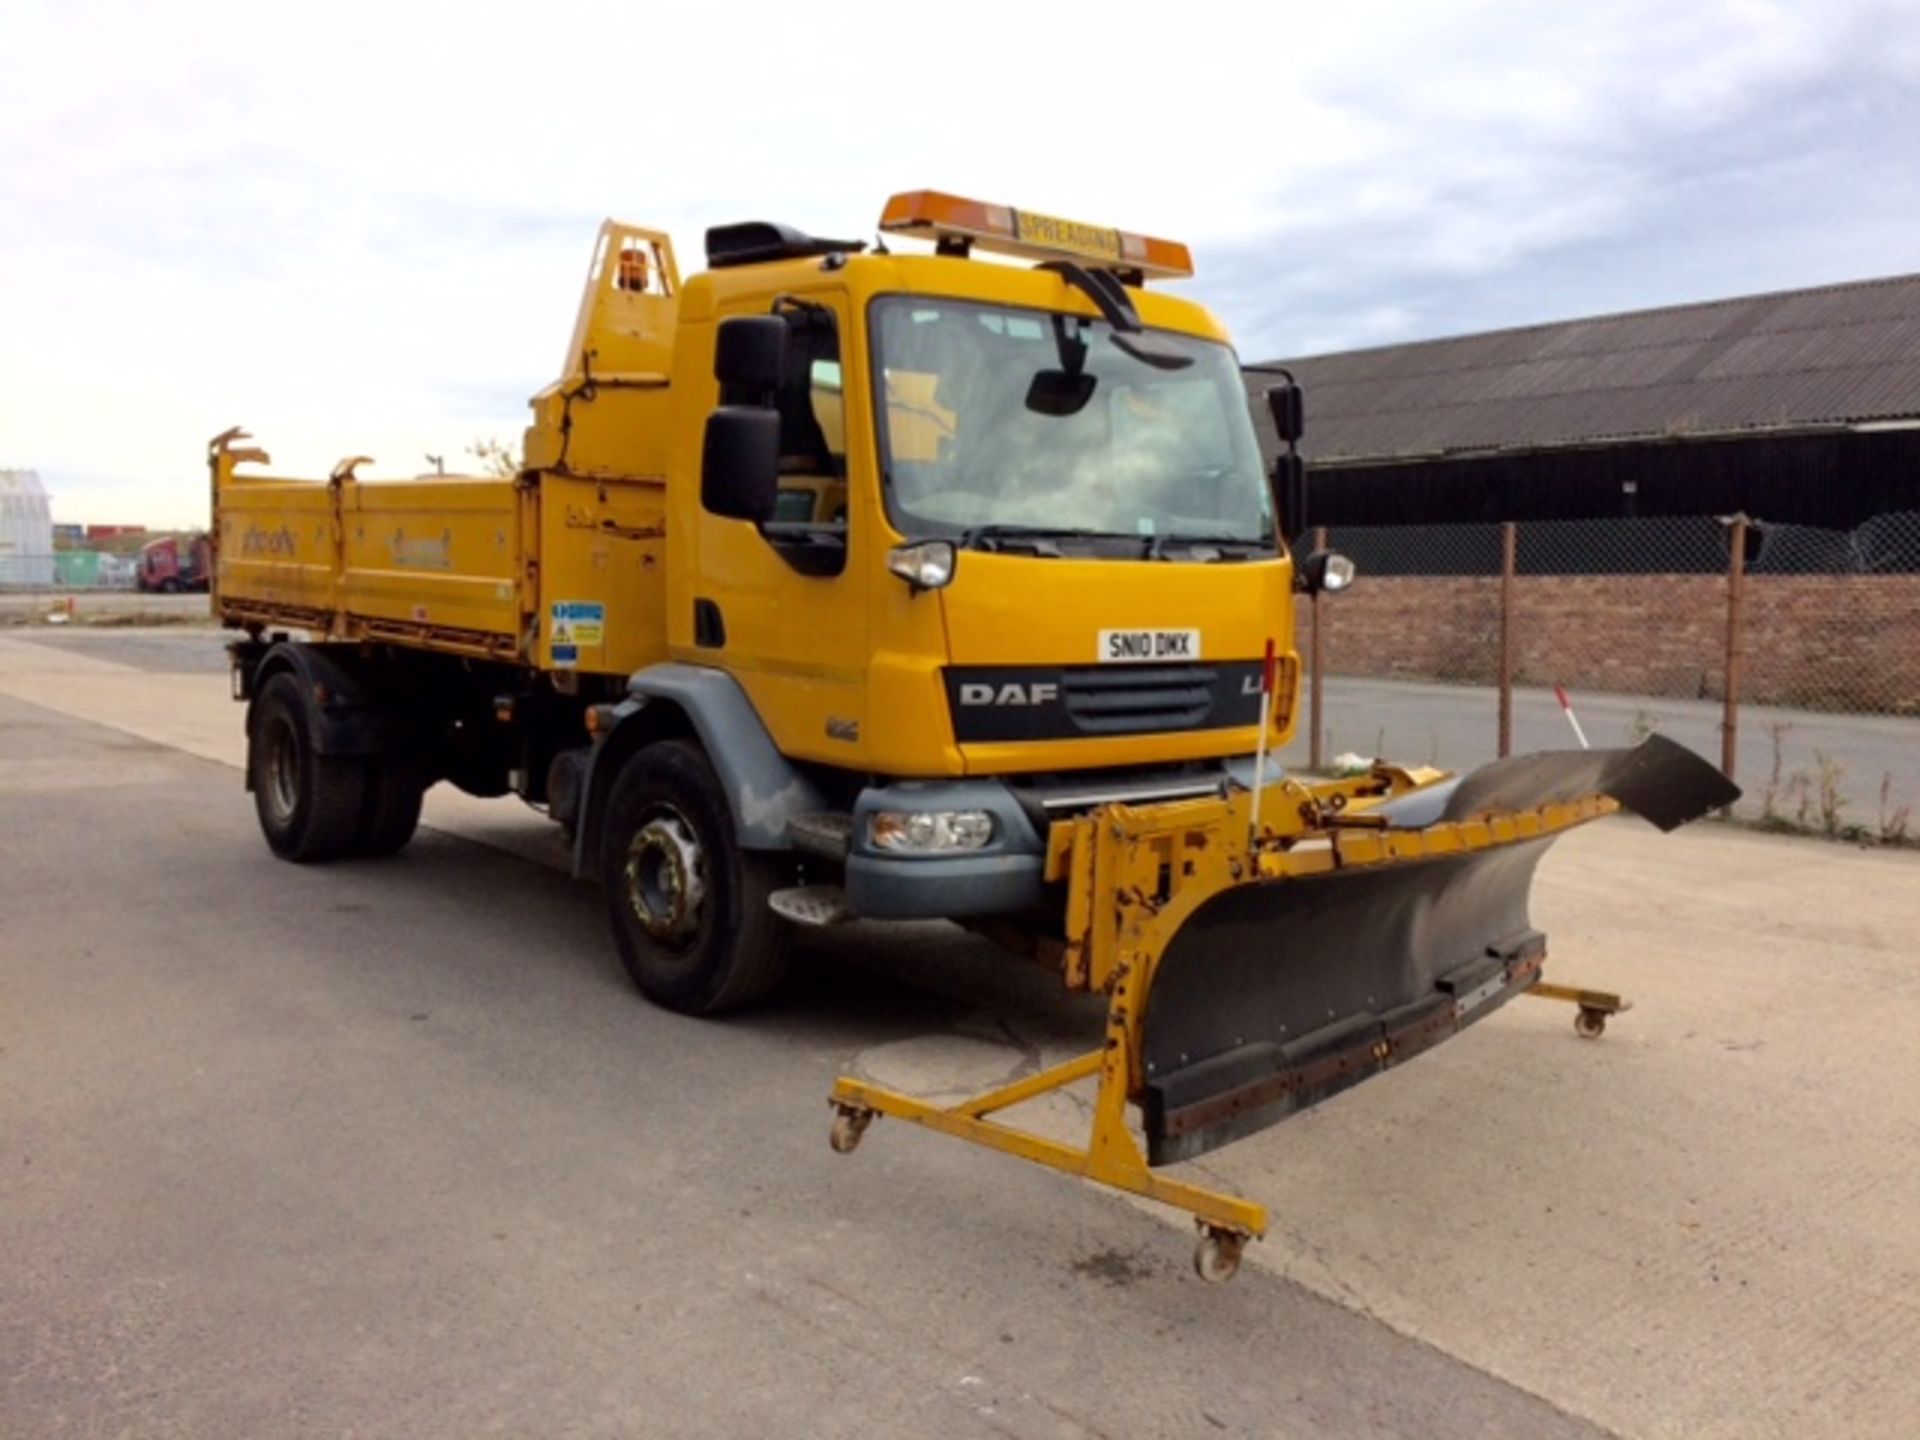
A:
[[878, 190, 1195, 281]]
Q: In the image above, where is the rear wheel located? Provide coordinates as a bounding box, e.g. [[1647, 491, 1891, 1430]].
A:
[[249, 672, 366, 862], [599, 739, 792, 1015], [357, 759, 425, 856]]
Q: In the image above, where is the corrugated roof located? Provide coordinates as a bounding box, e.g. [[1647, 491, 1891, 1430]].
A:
[[1246, 273, 1920, 465]]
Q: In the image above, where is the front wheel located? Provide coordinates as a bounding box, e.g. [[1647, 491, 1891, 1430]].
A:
[[599, 739, 792, 1015]]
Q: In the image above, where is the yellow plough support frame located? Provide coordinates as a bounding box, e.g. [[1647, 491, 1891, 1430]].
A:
[[829, 765, 1623, 1281]]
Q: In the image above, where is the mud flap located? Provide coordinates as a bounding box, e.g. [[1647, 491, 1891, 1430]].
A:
[[1140, 735, 1738, 1165]]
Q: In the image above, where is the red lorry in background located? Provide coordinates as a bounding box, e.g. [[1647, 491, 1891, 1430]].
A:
[[136, 532, 211, 593]]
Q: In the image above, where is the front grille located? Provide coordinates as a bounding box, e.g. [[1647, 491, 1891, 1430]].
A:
[[944, 660, 1265, 743], [1059, 665, 1217, 735]]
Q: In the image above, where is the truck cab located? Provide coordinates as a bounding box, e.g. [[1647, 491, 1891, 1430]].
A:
[[563, 195, 1313, 931], [137, 532, 212, 593]]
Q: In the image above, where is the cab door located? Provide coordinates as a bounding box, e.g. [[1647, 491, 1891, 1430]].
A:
[[689, 289, 874, 767]]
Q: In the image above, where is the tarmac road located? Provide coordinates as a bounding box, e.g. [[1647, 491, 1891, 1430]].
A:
[[3, 630, 1917, 1439], [1, 678, 1594, 1440], [16, 616, 1914, 823], [1284, 675, 1920, 829]]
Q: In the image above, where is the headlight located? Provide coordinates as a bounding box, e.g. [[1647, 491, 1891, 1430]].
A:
[[868, 809, 995, 852]]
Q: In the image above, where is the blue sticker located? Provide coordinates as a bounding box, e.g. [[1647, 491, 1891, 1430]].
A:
[[548, 600, 606, 647], [552, 643, 578, 666]]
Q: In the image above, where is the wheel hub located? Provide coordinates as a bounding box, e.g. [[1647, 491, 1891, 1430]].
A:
[[264, 716, 300, 825], [624, 813, 707, 945]]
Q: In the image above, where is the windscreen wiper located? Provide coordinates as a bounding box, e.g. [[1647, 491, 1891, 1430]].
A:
[[958, 524, 1143, 555], [957, 524, 1067, 555], [1144, 533, 1275, 561]]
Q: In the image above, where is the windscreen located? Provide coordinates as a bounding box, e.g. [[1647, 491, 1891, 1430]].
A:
[[871, 297, 1272, 545]]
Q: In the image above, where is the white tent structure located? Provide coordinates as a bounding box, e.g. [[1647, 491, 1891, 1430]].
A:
[[0, 470, 54, 586]]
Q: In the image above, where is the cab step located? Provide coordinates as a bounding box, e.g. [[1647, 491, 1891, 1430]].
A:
[[769, 885, 855, 928]]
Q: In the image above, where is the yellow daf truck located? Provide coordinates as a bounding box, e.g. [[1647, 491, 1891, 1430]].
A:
[[212, 191, 1733, 1277]]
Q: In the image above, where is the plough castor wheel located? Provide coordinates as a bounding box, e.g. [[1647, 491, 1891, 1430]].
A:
[[1574, 1007, 1608, 1040], [829, 1103, 875, 1154], [1194, 1225, 1249, 1284]]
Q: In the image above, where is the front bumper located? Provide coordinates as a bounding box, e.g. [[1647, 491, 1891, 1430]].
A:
[[841, 760, 1297, 921], [843, 779, 1046, 919]]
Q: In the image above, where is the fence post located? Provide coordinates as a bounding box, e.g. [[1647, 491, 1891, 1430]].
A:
[[1721, 514, 1748, 786], [1498, 521, 1516, 758], [1310, 525, 1328, 771]]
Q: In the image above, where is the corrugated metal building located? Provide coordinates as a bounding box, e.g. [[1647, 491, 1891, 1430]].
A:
[[0, 469, 54, 587], [1247, 272, 1920, 531]]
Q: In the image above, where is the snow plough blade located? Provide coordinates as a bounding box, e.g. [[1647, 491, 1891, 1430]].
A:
[[1142, 733, 1738, 1164], [828, 736, 1736, 1279]]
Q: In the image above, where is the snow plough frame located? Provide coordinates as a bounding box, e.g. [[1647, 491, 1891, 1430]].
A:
[[831, 735, 1734, 1281]]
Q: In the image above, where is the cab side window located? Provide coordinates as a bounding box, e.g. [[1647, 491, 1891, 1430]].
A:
[[774, 305, 847, 528]]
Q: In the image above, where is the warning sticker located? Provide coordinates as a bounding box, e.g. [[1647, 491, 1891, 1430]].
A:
[[549, 600, 606, 650]]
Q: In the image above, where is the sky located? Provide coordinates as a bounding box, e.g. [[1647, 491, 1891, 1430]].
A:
[[3, 0, 1918, 526]]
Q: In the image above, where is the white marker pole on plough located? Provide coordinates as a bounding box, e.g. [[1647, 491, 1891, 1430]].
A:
[[1249, 637, 1278, 851], [1554, 683, 1591, 750]]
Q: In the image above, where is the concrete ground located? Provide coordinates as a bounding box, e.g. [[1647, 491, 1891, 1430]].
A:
[[0, 590, 212, 626], [3, 631, 1917, 1438]]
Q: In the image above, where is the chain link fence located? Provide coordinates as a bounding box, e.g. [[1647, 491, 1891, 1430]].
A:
[[1287, 512, 1920, 844]]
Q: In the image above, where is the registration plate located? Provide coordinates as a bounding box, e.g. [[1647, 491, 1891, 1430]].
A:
[[1098, 628, 1201, 663]]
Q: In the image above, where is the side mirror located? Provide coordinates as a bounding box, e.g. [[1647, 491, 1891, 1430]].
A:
[[714, 315, 787, 396], [1269, 451, 1307, 539], [1296, 548, 1355, 596], [1265, 383, 1304, 444], [701, 408, 780, 522]]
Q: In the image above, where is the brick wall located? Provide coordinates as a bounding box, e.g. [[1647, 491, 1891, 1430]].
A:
[[1297, 574, 1920, 714]]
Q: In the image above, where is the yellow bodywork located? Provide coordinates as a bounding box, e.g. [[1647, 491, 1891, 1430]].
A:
[[212, 217, 1299, 779], [212, 222, 682, 673], [212, 448, 524, 660]]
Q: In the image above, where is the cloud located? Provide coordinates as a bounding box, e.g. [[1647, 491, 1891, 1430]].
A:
[[2, 0, 1917, 523], [1199, 0, 1920, 356]]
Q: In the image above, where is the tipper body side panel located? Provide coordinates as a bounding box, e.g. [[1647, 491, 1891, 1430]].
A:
[[213, 223, 685, 675], [340, 478, 521, 643]]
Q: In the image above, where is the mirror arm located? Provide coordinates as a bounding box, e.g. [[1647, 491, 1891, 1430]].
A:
[[1034, 261, 1194, 371], [1035, 260, 1141, 332]]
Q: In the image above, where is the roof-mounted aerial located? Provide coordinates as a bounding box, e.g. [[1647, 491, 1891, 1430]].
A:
[[705, 221, 867, 269], [878, 190, 1195, 282]]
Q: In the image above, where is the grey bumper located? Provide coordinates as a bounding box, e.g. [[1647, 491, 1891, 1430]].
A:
[[844, 780, 1046, 920], [839, 760, 1295, 922]]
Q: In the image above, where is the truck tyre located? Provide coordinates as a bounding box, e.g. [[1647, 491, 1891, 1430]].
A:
[[600, 738, 792, 1015], [159, 577, 181, 595], [356, 760, 425, 857], [249, 672, 367, 862]]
